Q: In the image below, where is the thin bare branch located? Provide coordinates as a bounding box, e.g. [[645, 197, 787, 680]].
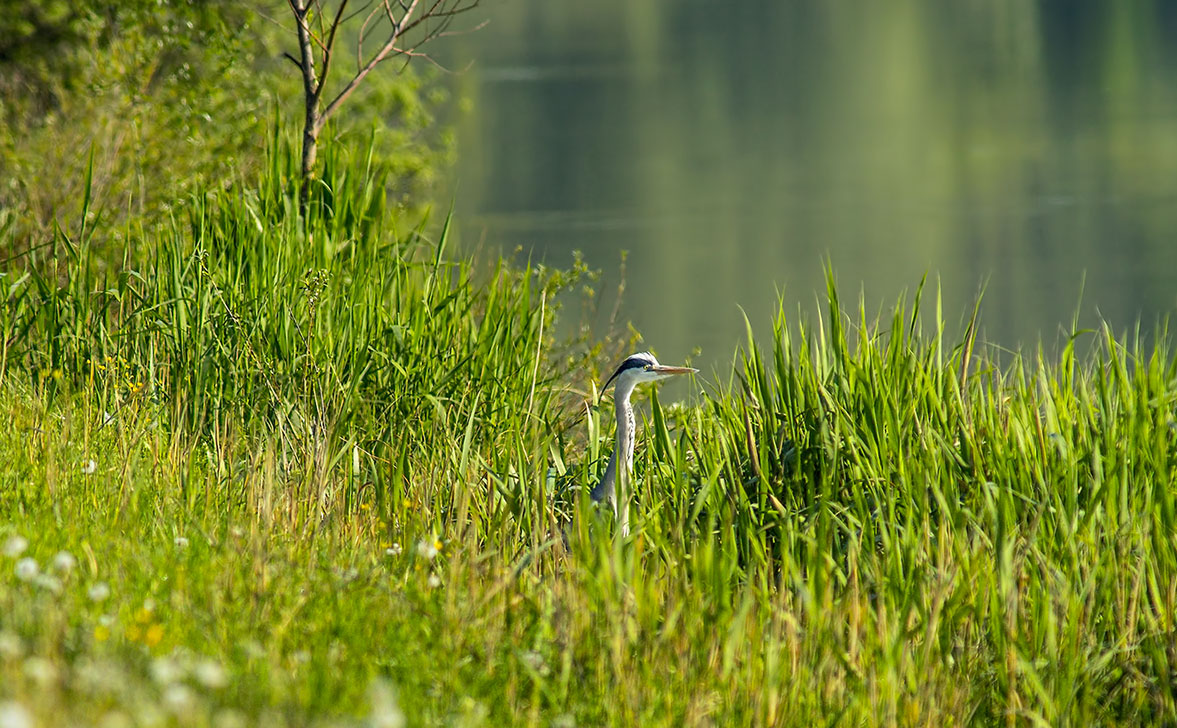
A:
[[350, 0, 480, 77], [397, 0, 478, 40], [255, 5, 293, 32], [314, 0, 350, 105], [380, 47, 469, 74], [301, 0, 330, 54], [437, 18, 488, 39], [357, 3, 386, 71], [342, 0, 379, 24], [316, 0, 424, 133], [313, 0, 327, 38], [287, 0, 482, 210]]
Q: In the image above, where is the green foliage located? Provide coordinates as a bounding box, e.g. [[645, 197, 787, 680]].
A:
[[663, 276, 1177, 724], [1, 138, 1176, 725], [2, 127, 596, 542], [0, 2, 270, 243], [0, 1, 451, 260]]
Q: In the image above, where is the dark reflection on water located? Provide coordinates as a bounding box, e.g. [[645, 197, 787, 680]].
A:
[[438, 1, 1177, 368]]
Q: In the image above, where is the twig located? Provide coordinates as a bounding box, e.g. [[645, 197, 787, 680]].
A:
[[315, 0, 423, 135], [314, 0, 351, 106]]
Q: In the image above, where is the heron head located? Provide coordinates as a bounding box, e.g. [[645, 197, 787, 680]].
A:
[[602, 352, 697, 393]]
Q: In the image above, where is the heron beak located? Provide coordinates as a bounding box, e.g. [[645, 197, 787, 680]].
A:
[[651, 365, 698, 376]]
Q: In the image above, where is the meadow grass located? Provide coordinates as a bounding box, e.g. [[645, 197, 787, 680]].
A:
[[1, 134, 1176, 727]]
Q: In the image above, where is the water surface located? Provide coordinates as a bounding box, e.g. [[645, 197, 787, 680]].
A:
[[439, 1, 1177, 369]]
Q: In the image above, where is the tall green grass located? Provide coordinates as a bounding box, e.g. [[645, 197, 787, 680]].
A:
[[1, 132, 1175, 726], [2, 128, 602, 548]]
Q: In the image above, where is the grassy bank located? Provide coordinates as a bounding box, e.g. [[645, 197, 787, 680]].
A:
[[1, 135, 1176, 727]]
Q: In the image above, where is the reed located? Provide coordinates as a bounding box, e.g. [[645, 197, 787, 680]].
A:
[[1, 132, 1174, 727]]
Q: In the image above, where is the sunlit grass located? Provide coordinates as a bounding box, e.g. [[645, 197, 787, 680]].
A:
[[1, 133, 1175, 726]]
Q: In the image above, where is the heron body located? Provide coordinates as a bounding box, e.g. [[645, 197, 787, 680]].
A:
[[590, 352, 696, 536]]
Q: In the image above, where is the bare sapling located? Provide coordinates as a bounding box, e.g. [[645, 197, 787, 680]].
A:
[[285, 0, 481, 214]]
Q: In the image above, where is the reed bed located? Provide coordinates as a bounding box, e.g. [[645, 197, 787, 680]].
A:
[[1, 134, 1174, 727]]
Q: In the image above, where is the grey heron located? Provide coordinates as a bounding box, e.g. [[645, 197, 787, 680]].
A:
[[590, 352, 697, 536]]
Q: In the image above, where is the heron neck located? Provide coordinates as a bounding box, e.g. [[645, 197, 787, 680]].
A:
[[616, 382, 637, 474], [605, 381, 637, 483]]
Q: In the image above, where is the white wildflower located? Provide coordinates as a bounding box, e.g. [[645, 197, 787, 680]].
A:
[[23, 656, 57, 685], [520, 649, 548, 675], [88, 582, 111, 602], [427, 573, 442, 589], [82, 459, 98, 475], [0, 632, 22, 659], [102, 411, 117, 426], [416, 538, 440, 561], [384, 543, 402, 557], [14, 558, 37, 582], [367, 679, 405, 728], [2, 535, 27, 558], [34, 574, 62, 594], [194, 659, 228, 689], [0, 701, 34, 728], [174, 536, 189, 549], [52, 550, 76, 573], [150, 656, 186, 685], [162, 683, 196, 714], [75, 658, 126, 695]]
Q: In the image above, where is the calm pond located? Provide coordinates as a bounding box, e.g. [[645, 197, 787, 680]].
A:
[[439, 2, 1177, 370]]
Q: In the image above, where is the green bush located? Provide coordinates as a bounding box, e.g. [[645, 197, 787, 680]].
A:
[[0, 1, 451, 262]]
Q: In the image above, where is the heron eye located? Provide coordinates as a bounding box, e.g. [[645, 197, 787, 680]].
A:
[[644, 365, 652, 371]]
